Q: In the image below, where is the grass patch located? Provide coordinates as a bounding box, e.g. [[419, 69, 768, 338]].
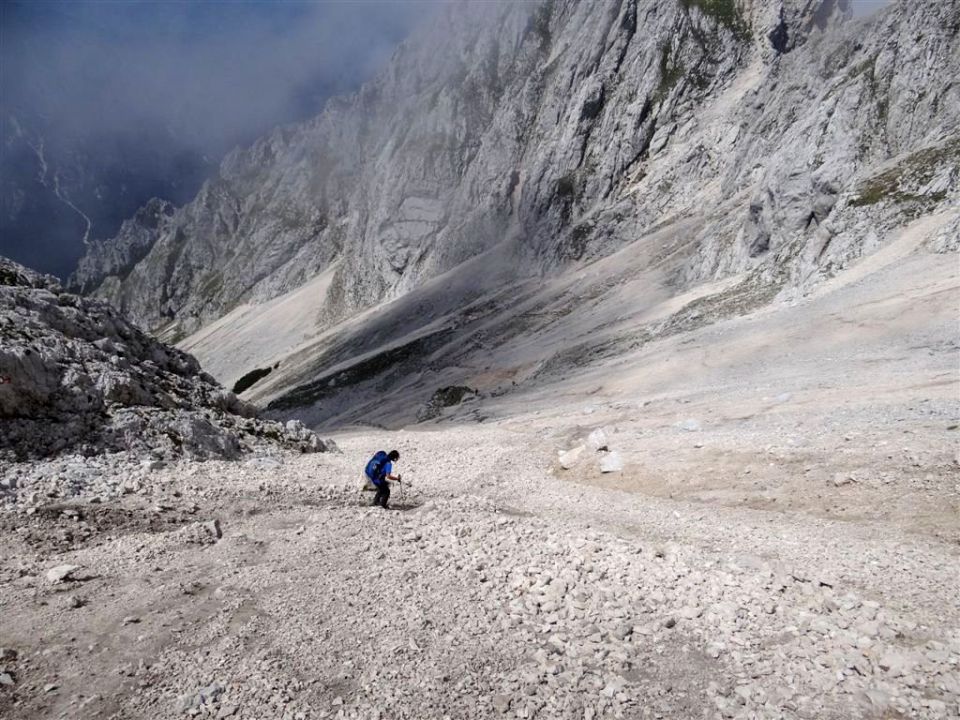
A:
[[680, 0, 751, 40], [850, 138, 960, 208], [198, 271, 223, 301], [533, 270, 784, 382], [565, 222, 593, 260], [655, 45, 684, 101]]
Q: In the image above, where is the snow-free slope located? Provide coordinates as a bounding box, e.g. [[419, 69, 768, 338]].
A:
[[76, 0, 957, 388], [179, 266, 338, 391]]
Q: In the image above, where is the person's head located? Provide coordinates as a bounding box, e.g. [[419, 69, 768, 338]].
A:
[[388, 450, 400, 461]]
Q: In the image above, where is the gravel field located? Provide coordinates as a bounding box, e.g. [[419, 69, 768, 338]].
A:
[[2, 426, 958, 720]]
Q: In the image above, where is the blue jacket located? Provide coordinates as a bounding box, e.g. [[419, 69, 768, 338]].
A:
[[365, 451, 392, 485]]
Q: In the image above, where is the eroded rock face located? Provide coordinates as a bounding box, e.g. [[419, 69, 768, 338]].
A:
[[67, 198, 175, 296], [74, 0, 957, 346], [0, 257, 331, 461]]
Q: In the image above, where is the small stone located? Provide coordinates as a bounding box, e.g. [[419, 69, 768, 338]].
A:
[[44, 683, 59, 693], [492, 694, 512, 714], [586, 429, 608, 451], [663, 617, 676, 629], [599, 452, 623, 473], [246, 457, 282, 470], [558, 446, 585, 469], [831, 473, 854, 487], [0, 673, 14, 687], [878, 650, 914, 677], [199, 683, 224, 705], [122, 616, 141, 625], [202, 519, 222, 539], [861, 601, 880, 620], [857, 688, 890, 710], [176, 692, 200, 712], [0, 649, 17, 662], [46, 564, 80, 584], [677, 419, 701, 432], [67, 595, 84, 609]]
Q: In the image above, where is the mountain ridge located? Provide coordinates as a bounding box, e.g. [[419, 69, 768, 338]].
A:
[[71, 0, 959, 424]]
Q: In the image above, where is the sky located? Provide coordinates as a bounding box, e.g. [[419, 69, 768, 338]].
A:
[[2, 1, 434, 157], [0, 0, 433, 277]]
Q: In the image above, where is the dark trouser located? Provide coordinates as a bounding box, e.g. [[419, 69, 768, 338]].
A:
[[372, 480, 390, 508]]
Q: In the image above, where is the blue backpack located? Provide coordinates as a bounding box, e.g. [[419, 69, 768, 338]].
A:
[[365, 450, 389, 482]]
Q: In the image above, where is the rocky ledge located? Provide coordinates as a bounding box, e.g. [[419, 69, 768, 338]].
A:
[[0, 256, 332, 468]]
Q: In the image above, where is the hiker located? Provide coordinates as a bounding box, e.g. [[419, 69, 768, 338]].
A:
[[365, 449, 401, 509]]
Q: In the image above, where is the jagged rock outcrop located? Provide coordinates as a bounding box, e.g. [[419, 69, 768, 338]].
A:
[[68, 198, 176, 295], [0, 257, 333, 461]]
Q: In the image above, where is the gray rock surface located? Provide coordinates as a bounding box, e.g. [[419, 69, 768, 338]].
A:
[[558, 445, 585, 470], [45, 564, 80, 584], [76, 0, 957, 348], [599, 451, 623, 473], [68, 198, 175, 295], [0, 257, 332, 462]]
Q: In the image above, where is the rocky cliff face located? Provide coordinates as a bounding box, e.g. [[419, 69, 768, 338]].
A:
[[75, 0, 958, 423], [68, 198, 176, 295], [0, 257, 332, 461]]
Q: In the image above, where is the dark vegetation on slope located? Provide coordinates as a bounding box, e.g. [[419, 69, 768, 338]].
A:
[[233, 364, 279, 395]]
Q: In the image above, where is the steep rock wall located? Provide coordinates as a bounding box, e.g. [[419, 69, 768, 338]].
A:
[[75, 0, 957, 351]]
